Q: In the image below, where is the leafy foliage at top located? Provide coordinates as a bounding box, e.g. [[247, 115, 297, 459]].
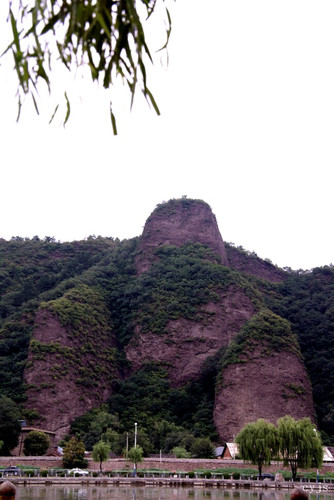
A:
[[152, 198, 211, 218], [3, 0, 171, 130]]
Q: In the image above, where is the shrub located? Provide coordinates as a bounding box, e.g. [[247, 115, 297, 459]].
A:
[[24, 469, 35, 477], [232, 472, 240, 480], [40, 469, 48, 477], [188, 471, 195, 478], [171, 446, 189, 458], [24, 430, 50, 456]]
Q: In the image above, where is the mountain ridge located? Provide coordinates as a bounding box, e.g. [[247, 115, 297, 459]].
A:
[[0, 198, 333, 450]]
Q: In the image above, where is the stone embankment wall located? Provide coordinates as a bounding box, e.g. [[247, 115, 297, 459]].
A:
[[0, 457, 333, 475]]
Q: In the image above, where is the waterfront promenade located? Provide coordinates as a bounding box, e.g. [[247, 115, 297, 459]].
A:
[[4, 475, 334, 493]]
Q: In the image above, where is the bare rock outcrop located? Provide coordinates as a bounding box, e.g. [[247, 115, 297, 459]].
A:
[[24, 285, 117, 442], [213, 312, 316, 442], [135, 199, 229, 273], [126, 287, 255, 386], [225, 244, 286, 283]]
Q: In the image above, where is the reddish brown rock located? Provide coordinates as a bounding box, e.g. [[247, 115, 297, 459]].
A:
[[135, 199, 229, 273], [126, 287, 255, 385], [24, 307, 117, 442], [225, 244, 286, 282], [213, 346, 316, 442]]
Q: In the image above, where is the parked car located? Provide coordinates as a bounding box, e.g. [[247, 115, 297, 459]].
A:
[[1, 466, 21, 476], [68, 468, 89, 476], [258, 473, 275, 480]]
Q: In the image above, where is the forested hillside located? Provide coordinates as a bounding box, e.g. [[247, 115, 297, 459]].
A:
[[0, 199, 333, 456], [266, 266, 334, 443]]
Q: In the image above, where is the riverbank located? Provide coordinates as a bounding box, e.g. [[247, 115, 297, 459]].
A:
[[1, 457, 333, 476], [5, 475, 334, 492], [0, 456, 334, 476]]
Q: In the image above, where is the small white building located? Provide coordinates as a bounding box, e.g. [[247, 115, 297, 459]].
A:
[[323, 446, 334, 463]]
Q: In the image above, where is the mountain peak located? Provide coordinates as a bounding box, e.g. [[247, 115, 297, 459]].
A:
[[135, 198, 229, 273]]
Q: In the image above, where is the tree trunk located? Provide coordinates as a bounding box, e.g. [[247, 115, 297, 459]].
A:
[[291, 461, 298, 482]]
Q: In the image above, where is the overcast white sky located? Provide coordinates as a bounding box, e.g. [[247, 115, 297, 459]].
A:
[[0, 1, 333, 271]]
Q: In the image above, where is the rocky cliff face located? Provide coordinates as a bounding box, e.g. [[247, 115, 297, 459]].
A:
[[135, 199, 229, 273], [126, 286, 255, 386], [213, 348, 315, 442], [225, 244, 286, 282], [129, 199, 315, 441], [21, 198, 316, 445], [24, 285, 118, 442], [213, 311, 316, 441]]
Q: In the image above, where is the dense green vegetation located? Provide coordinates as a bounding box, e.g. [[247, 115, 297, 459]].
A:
[[235, 418, 279, 478], [0, 236, 116, 402], [23, 430, 50, 456], [0, 395, 21, 455], [70, 359, 220, 454], [62, 437, 87, 469], [277, 415, 323, 480], [220, 309, 301, 371], [0, 218, 333, 450], [236, 416, 323, 480], [265, 266, 334, 443]]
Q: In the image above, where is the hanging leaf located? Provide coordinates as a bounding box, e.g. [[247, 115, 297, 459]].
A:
[[110, 103, 118, 135], [2, 1, 172, 130], [64, 92, 71, 126]]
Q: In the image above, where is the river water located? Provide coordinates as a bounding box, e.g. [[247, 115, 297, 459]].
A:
[[13, 486, 334, 500]]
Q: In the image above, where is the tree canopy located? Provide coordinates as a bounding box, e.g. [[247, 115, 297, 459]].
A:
[[23, 430, 50, 456], [92, 440, 110, 473], [0, 395, 21, 456], [236, 416, 323, 481], [62, 436, 87, 469], [235, 419, 279, 478], [277, 416, 323, 481], [128, 445, 143, 475], [3, 1, 172, 131]]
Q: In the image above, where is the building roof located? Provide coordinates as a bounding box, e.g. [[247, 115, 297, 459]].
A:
[[20, 427, 56, 435], [323, 446, 334, 462], [225, 443, 239, 458]]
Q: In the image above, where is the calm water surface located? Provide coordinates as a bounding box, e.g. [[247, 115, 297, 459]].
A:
[[14, 486, 334, 500]]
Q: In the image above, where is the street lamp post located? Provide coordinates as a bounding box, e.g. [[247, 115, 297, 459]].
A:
[[133, 422, 137, 477], [135, 422, 137, 449]]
